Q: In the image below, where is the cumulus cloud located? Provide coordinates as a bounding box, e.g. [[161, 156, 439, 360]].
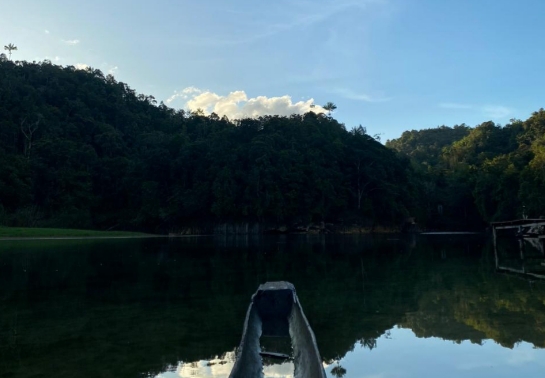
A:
[[63, 39, 80, 45], [165, 87, 202, 104], [74, 63, 89, 70], [169, 88, 326, 118], [107, 66, 119, 75]]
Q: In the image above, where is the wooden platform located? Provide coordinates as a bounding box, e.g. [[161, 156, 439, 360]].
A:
[[492, 219, 545, 230]]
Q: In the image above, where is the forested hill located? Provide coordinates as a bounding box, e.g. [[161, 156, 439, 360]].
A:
[[3, 59, 543, 233], [386, 114, 545, 226], [0, 59, 416, 232]]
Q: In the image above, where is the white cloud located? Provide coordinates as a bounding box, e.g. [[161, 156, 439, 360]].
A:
[[165, 87, 202, 104], [54, 56, 60, 61], [171, 87, 326, 118], [108, 66, 119, 75], [63, 39, 80, 45], [74, 63, 89, 70], [183, 87, 202, 95], [44, 29, 50, 34], [482, 105, 513, 119], [439, 102, 473, 110], [333, 87, 391, 102]]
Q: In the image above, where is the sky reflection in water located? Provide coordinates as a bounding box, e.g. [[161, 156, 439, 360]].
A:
[[156, 326, 545, 378], [339, 326, 545, 378], [2, 235, 545, 377], [171, 351, 296, 378]]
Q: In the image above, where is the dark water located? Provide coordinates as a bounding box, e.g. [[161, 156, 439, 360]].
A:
[[1, 234, 544, 378]]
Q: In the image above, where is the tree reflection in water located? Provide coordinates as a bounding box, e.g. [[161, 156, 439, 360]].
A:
[[0, 234, 544, 377]]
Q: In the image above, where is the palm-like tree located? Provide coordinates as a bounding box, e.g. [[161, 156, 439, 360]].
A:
[[4, 43, 18, 60], [331, 364, 347, 378], [323, 101, 337, 117]]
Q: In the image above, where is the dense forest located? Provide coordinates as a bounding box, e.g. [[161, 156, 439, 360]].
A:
[[0, 58, 544, 232], [387, 113, 545, 227], [0, 59, 414, 232]]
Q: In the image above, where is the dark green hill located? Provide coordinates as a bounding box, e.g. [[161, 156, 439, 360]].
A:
[[4, 58, 544, 232], [388, 113, 545, 226], [386, 124, 470, 168], [0, 60, 414, 232]]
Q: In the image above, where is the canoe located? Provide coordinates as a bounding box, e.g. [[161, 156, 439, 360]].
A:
[[229, 281, 327, 378]]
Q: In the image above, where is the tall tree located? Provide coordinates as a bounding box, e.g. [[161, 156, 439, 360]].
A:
[[323, 102, 337, 117], [4, 43, 17, 60]]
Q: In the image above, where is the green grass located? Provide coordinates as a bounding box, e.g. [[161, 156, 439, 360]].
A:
[[0, 226, 152, 238]]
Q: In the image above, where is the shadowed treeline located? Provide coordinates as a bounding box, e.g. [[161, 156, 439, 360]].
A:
[[3, 59, 545, 232], [0, 59, 411, 232]]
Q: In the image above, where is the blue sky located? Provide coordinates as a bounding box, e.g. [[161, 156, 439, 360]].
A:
[[2, 0, 545, 141]]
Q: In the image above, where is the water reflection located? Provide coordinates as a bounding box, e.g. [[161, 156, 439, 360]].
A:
[[162, 326, 545, 378], [494, 235, 545, 280], [332, 327, 545, 378], [1, 234, 545, 377], [155, 351, 297, 378]]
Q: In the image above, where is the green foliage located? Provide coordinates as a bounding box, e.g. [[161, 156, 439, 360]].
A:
[[386, 124, 470, 168], [4, 58, 545, 231], [323, 101, 337, 117], [3, 43, 17, 60], [519, 110, 545, 216], [0, 60, 413, 232], [388, 115, 545, 226]]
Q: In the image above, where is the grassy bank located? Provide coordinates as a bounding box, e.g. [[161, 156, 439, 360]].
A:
[[0, 226, 152, 238]]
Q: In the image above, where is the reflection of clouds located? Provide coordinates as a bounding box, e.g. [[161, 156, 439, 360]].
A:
[[263, 362, 294, 377], [457, 360, 494, 370], [158, 328, 545, 378], [177, 352, 235, 378], [348, 371, 395, 378], [173, 350, 294, 378], [456, 342, 540, 370], [507, 348, 537, 366], [329, 327, 545, 378]]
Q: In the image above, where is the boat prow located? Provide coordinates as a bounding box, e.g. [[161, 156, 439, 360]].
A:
[[229, 281, 327, 378]]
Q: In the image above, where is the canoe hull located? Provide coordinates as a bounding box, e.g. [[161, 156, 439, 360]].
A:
[[229, 282, 326, 378]]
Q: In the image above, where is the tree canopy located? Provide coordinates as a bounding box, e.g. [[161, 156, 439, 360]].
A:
[[387, 115, 544, 226], [2, 58, 545, 232], [0, 59, 413, 232], [3, 43, 17, 60]]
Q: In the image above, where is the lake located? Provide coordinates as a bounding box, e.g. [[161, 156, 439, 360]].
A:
[[1, 234, 544, 377]]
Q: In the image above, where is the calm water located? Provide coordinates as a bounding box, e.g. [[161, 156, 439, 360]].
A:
[[1, 234, 544, 378]]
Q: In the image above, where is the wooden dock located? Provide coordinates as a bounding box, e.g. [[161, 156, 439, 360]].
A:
[[492, 219, 545, 238], [492, 219, 545, 280]]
